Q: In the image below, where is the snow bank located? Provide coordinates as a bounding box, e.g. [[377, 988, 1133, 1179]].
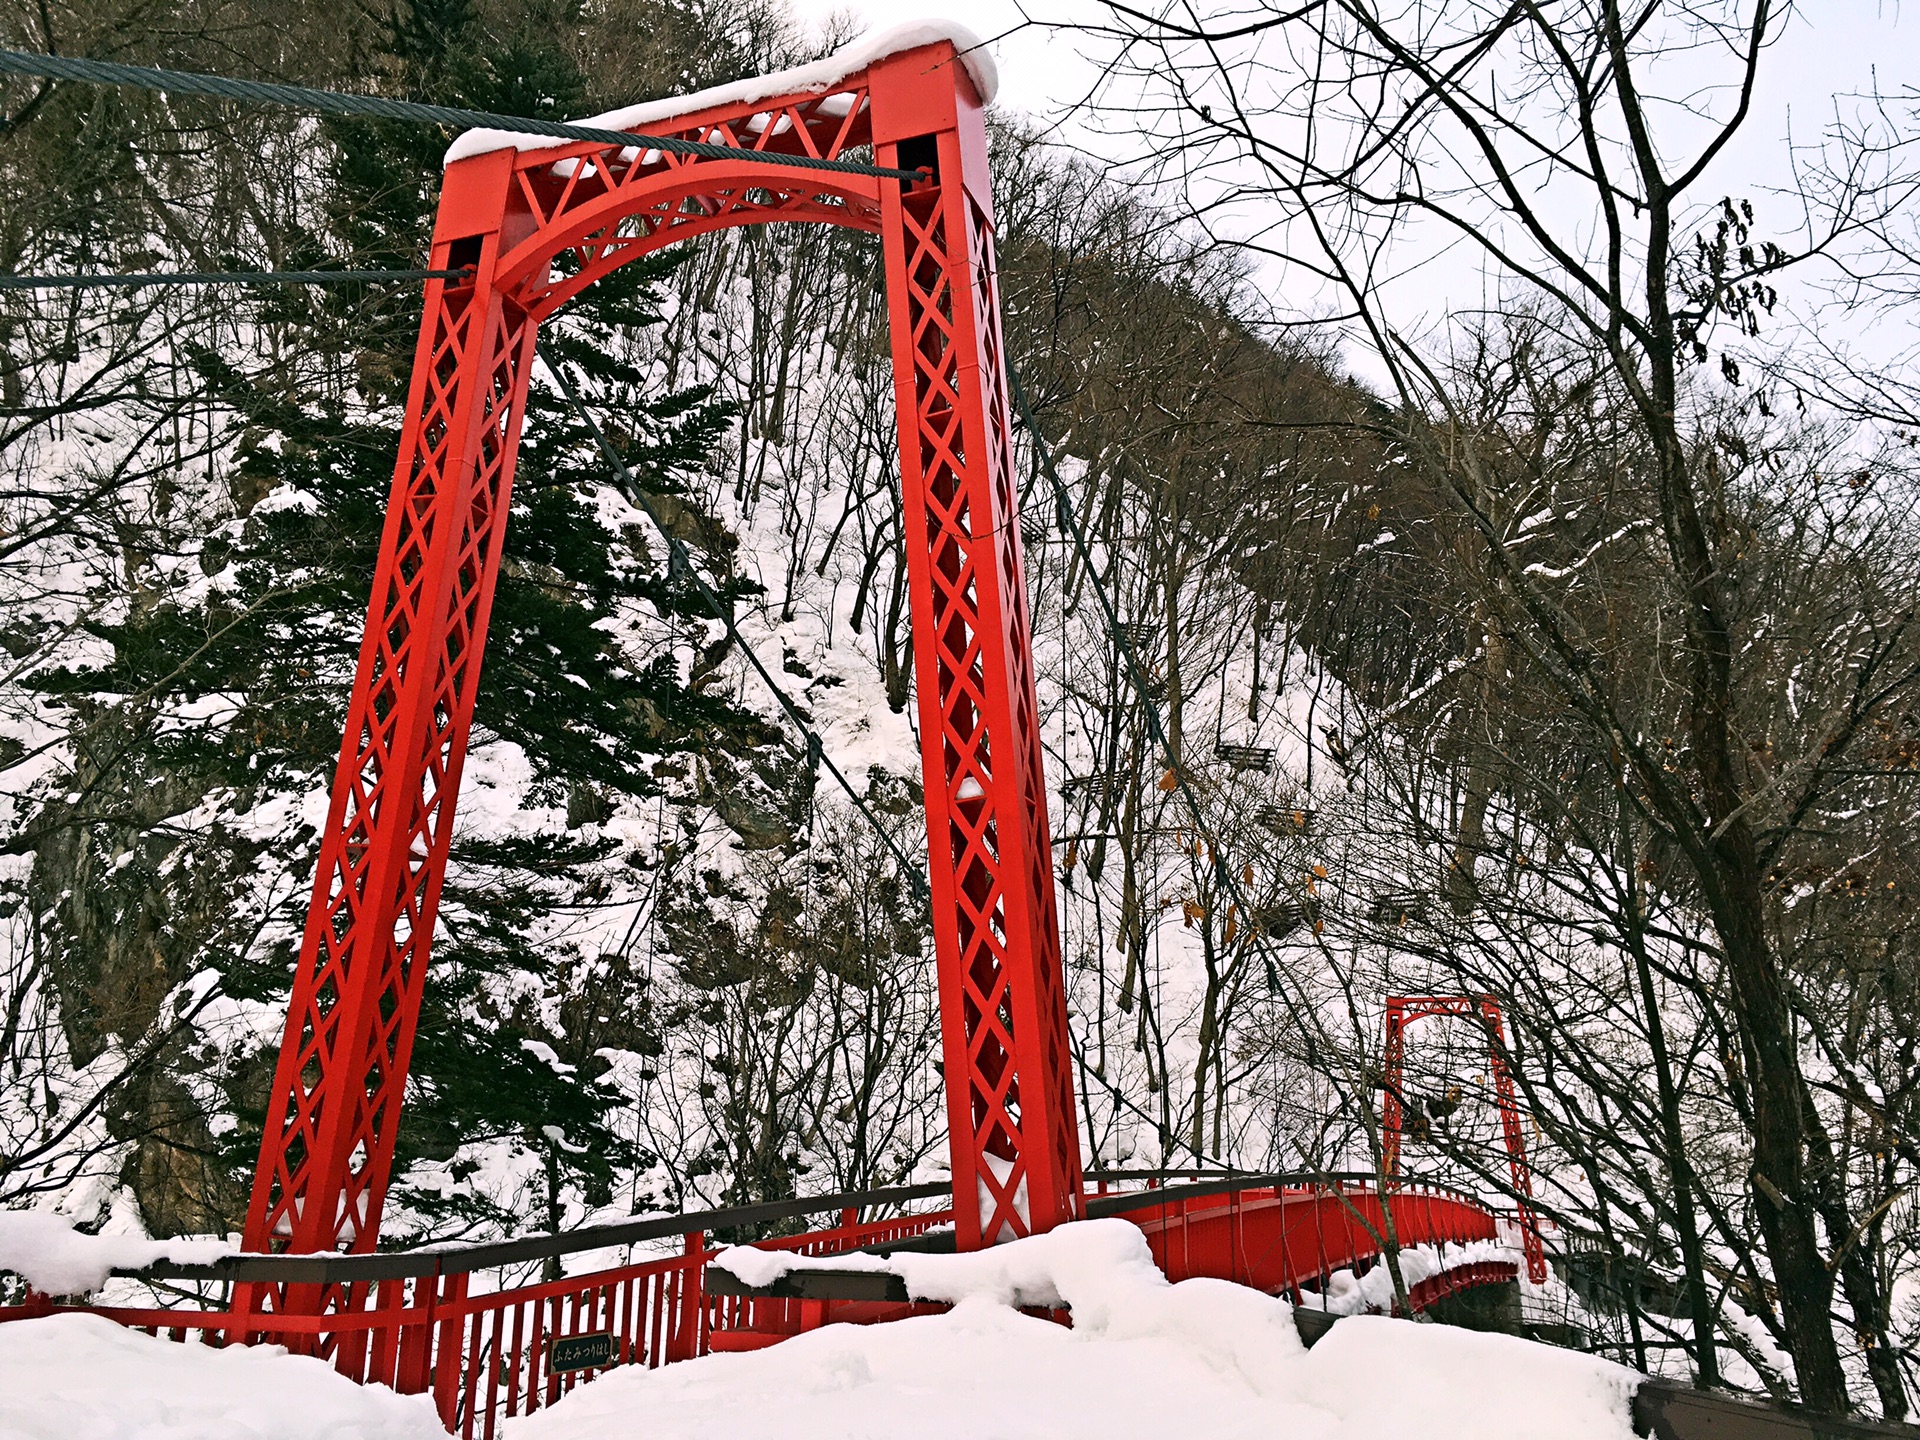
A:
[[0, 1222, 1635, 1440], [714, 1216, 1189, 1321], [0, 1313, 444, 1440], [445, 21, 997, 166], [581, 1219, 1639, 1440], [713, 1242, 894, 1289], [0, 1210, 233, 1295]]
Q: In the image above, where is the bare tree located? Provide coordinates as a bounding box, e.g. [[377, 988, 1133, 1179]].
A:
[[1065, 0, 1920, 1414]]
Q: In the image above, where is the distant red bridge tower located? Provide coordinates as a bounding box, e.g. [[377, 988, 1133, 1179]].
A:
[[1381, 995, 1548, 1283]]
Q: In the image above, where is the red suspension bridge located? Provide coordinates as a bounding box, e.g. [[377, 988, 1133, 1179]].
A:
[[0, 27, 1548, 1431]]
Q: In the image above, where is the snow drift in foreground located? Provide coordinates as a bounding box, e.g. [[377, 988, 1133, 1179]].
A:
[[0, 1219, 1639, 1440], [0, 1313, 443, 1440], [546, 1219, 1639, 1440]]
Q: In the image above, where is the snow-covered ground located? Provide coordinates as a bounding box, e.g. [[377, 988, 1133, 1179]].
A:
[[0, 1219, 1639, 1440], [524, 1301, 1635, 1440], [0, 1312, 444, 1440]]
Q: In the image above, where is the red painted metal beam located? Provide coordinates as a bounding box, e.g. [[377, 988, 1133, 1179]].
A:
[[1408, 1258, 1521, 1311], [242, 149, 537, 1281], [1124, 1182, 1501, 1296], [868, 47, 1082, 1249]]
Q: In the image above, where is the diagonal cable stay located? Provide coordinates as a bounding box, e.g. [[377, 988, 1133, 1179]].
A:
[[0, 268, 466, 290]]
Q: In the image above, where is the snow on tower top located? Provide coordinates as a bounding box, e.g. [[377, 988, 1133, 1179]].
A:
[[444, 21, 998, 167]]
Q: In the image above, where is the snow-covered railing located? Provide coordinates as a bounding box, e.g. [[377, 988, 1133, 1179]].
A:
[[1, 1172, 1526, 1438], [696, 1172, 1521, 1359], [0, 1185, 953, 1439], [125, 1181, 947, 1288]]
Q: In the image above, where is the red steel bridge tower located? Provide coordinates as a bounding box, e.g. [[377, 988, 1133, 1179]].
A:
[[240, 35, 1082, 1297], [1380, 995, 1548, 1283]]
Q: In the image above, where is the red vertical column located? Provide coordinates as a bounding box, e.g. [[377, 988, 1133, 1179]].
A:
[[1481, 1001, 1548, 1283], [869, 44, 1084, 1248], [242, 149, 538, 1269], [1381, 999, 1408, 1176]]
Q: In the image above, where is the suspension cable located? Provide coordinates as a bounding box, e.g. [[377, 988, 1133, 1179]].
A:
[[0, 49, 921, 182], [548, 357, 931, 902], [0, 268, 466, 290]]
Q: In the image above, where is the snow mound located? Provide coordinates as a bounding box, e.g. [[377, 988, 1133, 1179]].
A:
[[0, 1210, 234, 1295], [0, 1223, 1634, 1439], [562, 1219, 1638, 1439], [0, 1313, 444, 1440], [446, 21, 997, 167]]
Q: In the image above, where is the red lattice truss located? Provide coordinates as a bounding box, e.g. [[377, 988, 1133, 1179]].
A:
[[240, 41, 1083, 1300], [1380, 995, 1548, 1283]]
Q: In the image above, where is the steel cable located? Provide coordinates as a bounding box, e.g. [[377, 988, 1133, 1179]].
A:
[[0, 268, 467, 289], [0, 49, 921, 182]]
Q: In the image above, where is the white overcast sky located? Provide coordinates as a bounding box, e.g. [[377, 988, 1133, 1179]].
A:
[[782, 3, 1918, 390], [786, 3, 1915, 158]]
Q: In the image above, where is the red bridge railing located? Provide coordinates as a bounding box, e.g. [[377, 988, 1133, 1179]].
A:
[[0, 1173, 1523, 1438]]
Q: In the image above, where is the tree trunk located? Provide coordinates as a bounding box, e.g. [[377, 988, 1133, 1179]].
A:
[[1625, 102, 1848, 1405], [1621, 832, 1722, 1386]]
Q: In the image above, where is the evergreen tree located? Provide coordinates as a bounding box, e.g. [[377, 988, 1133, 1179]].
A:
[[21, 0, 798, 1243]]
